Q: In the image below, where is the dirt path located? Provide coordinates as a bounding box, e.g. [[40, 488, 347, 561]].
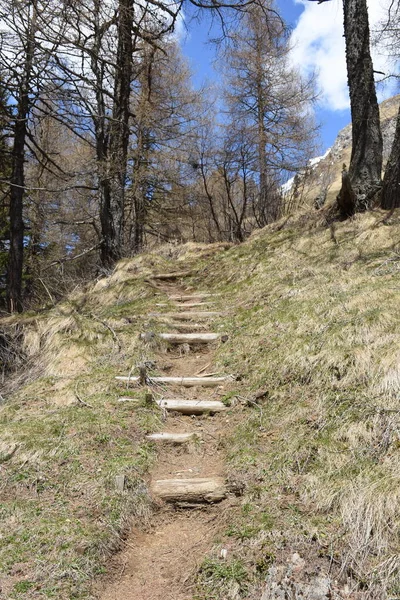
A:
[[99, 277, 233, 600]]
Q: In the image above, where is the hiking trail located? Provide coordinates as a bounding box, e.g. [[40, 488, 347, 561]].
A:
[[99, 271, 238, 600]]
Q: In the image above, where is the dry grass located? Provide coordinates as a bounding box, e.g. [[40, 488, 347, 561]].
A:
[[190, 208, 400, 599], [3, 215, 400, 599], [0, 247, 209, 599]]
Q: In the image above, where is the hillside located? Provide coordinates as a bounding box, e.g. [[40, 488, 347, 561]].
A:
[[285, 95, 400, 210], [2, 209, 400, 599]]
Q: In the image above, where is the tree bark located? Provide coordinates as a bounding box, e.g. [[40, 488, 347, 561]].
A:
[[6, 2, 37, 313], [99, 0, 134, 268], [381, 105, 400, 210], [339, 0, 383, 216]]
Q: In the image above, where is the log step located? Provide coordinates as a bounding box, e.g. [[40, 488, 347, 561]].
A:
[[168, 294, 217, 301], [140, 332, 225, 344], [145, 432, 200, 443], [174, 302, 215, 308], [157, 398, 227, 414], [116, 375, 231, 387], [151, 271, 192, 280], [147, 317, 208, 331], [152, 477, 227, 503], [149, 311, 223, 321]]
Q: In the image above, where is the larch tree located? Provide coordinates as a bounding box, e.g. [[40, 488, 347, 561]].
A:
[[57, 0, 283, 268], [127, 40, 202, 251], [0, 0, 65, 312], [222, 0, 317, 227]]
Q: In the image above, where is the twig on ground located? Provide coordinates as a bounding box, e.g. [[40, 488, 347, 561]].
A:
[[74, 384, 93, 409], [90, 313, 122, 351], [195, 362, 211, 376]]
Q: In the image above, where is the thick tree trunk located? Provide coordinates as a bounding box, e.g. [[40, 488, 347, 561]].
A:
[[381, 105, 400, 210], [338, 0, 383, 216], [99, 0, 133, 268]]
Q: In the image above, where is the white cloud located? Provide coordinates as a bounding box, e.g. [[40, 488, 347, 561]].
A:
[[290, 0, 395, 112]]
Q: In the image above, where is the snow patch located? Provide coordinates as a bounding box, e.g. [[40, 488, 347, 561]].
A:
[[282, 148, 331, 194]]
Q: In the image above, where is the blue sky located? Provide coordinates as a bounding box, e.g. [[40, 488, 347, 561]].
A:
[[180, 0, 392, 154]]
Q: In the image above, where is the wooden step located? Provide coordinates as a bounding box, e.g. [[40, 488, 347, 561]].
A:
[[149, 311, 223, 321], [157, 398, 227, 414], [145, 432, 200, 443], [140, 332, 225, 345], [169, 294, 216, 301], [116, 375, 231, 387], [174, 302, 215, 308], [152, 477, 227, 503], [151, 271, 192, 280], [147, 317, 207, 332]]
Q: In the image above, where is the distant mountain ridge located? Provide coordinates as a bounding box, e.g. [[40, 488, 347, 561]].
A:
[[284, 94, 400, 209]]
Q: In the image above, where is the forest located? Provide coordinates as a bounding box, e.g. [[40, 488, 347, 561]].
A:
[[0, 0, 323, 314]]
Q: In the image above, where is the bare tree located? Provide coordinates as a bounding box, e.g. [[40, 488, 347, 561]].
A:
[[0, 0, 67, 312], [222, 0, 317, 226]]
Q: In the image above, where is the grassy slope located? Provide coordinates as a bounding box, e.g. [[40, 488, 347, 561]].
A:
[[2, 211, 400, 598], [0, 247, 218, 599], [194, 209, 400, 599]]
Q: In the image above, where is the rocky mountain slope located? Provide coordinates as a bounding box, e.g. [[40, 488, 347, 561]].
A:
[[285, 95, 400, 210]]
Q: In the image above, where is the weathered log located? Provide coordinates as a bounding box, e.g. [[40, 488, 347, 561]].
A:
[[168, 293, 216, 301], [148, 317, 208, 331], [148, 311, 223, 321], [145, 432, 200, 443], [116, 375, 231, 387], [152, 477, 227, 503], [157, 398, 227, 414], [140, 332, 224, 344], [151, 271, 192, 280], [174, 302, 215, 308]]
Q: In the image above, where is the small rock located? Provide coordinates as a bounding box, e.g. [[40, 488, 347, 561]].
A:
[[290, 552, 306, 573]]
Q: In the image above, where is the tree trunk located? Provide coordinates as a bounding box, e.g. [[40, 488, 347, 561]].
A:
[[6, 2, 37, 313], [99, 0, 133, 268], [381, 105, 400, 210], [7, 119, 26, 313], [338, 0, 383, 216]]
